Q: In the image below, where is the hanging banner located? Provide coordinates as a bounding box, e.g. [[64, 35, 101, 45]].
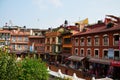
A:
[[108, 48, 114, 59], [29, 46, 33, 52]]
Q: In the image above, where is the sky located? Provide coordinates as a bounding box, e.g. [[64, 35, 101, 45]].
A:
[[0, 0, 120, 29]]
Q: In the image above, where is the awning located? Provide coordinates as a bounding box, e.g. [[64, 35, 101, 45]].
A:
[[68, 56, 85, 61], [89, 58, 111, 65], [111, 60, 120, 67]]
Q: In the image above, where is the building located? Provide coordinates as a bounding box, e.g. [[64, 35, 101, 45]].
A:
[[60, 25, 80, 67], [72, 15, 120, 78], [0, 30, 10, 51], [29, 29, 47, 58], [10, 29, 30, 57], [45, 28, 62, 63]]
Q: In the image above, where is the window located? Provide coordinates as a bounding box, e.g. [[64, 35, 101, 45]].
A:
[[35, 33, 38, 36], [113, 34, 119, 46], [12, 45, 15, 50], [58, 37, 61, 43], [75, 48, 78, 55], [18, 37, 22, 42], [58, 46, 61, 52], [103, 50, 108, 59], [94, 49, 99, 58], [1, 33, 5, 40], [75, 38, 78, 46], [12, 37, 16, 42], [52, 45, 56, 53], [64, 38, 71, 44], [103, 35, 109, 46], [18, 45, 22, 50], [80, 37, 84, 46], [80, 49, 84, 56], [47, 38, 50, 43], [47, 46, 50, 51], [87, 49, 91, 57], [87, 37, 91, 46], [24, 45, 28, 50], [24, 37, 28, 42], [52, 37, 55, 43], [94, 36, 99, 46], [114, 50, 120, 60]]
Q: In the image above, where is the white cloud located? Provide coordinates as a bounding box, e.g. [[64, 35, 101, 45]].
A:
[[32, 0, 47, 9], [32, 0, 63, 9], [49, 0, 63, 7]]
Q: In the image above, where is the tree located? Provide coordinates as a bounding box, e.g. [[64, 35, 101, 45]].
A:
[[0, 49, 49, 80], [18, 56, 49, 80], [0, 50, 19, 80]]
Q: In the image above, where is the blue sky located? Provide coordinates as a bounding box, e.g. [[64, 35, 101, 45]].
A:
[[0, 0, 120, 29]]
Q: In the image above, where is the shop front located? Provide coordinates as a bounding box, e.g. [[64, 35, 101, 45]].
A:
[[88, 58, 111, 78], [110, 60, 120, 79], [67, 56, 86, 69]]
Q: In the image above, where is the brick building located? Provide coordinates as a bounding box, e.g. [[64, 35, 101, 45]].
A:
[[72, 16, 120, 78], [29, 29, 47, 58]]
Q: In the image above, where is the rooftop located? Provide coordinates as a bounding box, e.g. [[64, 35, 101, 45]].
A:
[[73, 23, 120, 36]]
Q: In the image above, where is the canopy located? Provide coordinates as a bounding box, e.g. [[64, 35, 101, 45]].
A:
[[89, 58, 111, 65], [68, 56, 85, 61]]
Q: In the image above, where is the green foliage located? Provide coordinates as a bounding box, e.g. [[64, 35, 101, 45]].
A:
[[19, 57, 49, 80], [0, 50, 19, 80], [0, 49, 49, 80]]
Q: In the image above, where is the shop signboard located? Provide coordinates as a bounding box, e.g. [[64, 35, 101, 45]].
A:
[[108, 48, 114, 59], [111, 61, 120, 67]]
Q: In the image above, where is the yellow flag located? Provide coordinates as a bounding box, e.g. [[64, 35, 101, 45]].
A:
[[82, 18, 88, 24], [75, 18, 88, 25]]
